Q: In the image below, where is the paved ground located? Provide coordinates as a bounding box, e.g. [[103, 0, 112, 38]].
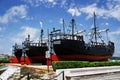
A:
[[5, 63, 53, 71], [71, 72, 120, 80], [4, 63, 120, 80], [2, 63, 54, 80]]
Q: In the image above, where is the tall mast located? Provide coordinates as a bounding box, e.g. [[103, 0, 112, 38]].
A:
[[41, 29, 43, 44], [28, 34, 30, 42], [39, 21, 43, 45], [93, 12, 97, 45], [106, 29, 109, 42], [72, 18, 75, 39], [63, 19, 65, 35]]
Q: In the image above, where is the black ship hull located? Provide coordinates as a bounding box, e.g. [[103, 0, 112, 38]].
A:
[[53, 39, 114, 61], [13, 44, 22, 63], [25, 46, 48, 56], [14, 49, 22, 63], [53, 39, 85, 54], [25, 46, 48, 64]]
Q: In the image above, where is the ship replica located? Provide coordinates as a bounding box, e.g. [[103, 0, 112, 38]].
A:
[[23, 30, 48, 64], [50, 13, 114, 61], [11, 29, 48, 64]]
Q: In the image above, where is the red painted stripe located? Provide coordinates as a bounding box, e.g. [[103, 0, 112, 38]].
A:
[[51, 54, 111, 61]]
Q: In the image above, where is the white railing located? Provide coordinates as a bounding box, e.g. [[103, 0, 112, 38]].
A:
[[56, 66, 120, 80]]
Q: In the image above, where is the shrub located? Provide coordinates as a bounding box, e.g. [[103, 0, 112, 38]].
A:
[[52, 61, 120, 70], [0, 58, 9, 63]]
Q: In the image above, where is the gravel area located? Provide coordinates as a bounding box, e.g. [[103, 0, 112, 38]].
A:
[[71, 72, 120, 80]]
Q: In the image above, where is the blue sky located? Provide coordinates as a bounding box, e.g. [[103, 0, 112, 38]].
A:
[[0, 0, 120, 57]]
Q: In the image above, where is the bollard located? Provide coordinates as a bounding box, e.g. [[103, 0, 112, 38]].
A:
[[62, 71, 64, 80], [27, 72, 30, 80]]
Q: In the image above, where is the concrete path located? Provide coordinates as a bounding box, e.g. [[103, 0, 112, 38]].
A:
[[0, 66, 19, 80]]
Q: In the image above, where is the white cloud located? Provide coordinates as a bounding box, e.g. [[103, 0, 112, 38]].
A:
[[0, 5, 28, 24], [59, 18, 63, 24], [48, 0, 54, 2], [0, 28, 2, 31], [66, 0, 120, 21], [80, 23, 83, 27], [48, 0, 56, 5], [100, 22, 110, 27], [68, 7, 81, 16], [109, 28, 120, 56], [39, 21, 43, 28], [79, 0, 120, 21], [67, 3, 107, 18], [79, 3, 107, 19], [61, 0, 67, 7], [110, 28, 120, 35], [105, 23, 109, 26], [11, 26, 39, 43], [22, 0, 57, 7], [105, 0, 120, 20], [21, 0, 120, 21], [0, 27, 6, 35], [21, 0, 69, 9]]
